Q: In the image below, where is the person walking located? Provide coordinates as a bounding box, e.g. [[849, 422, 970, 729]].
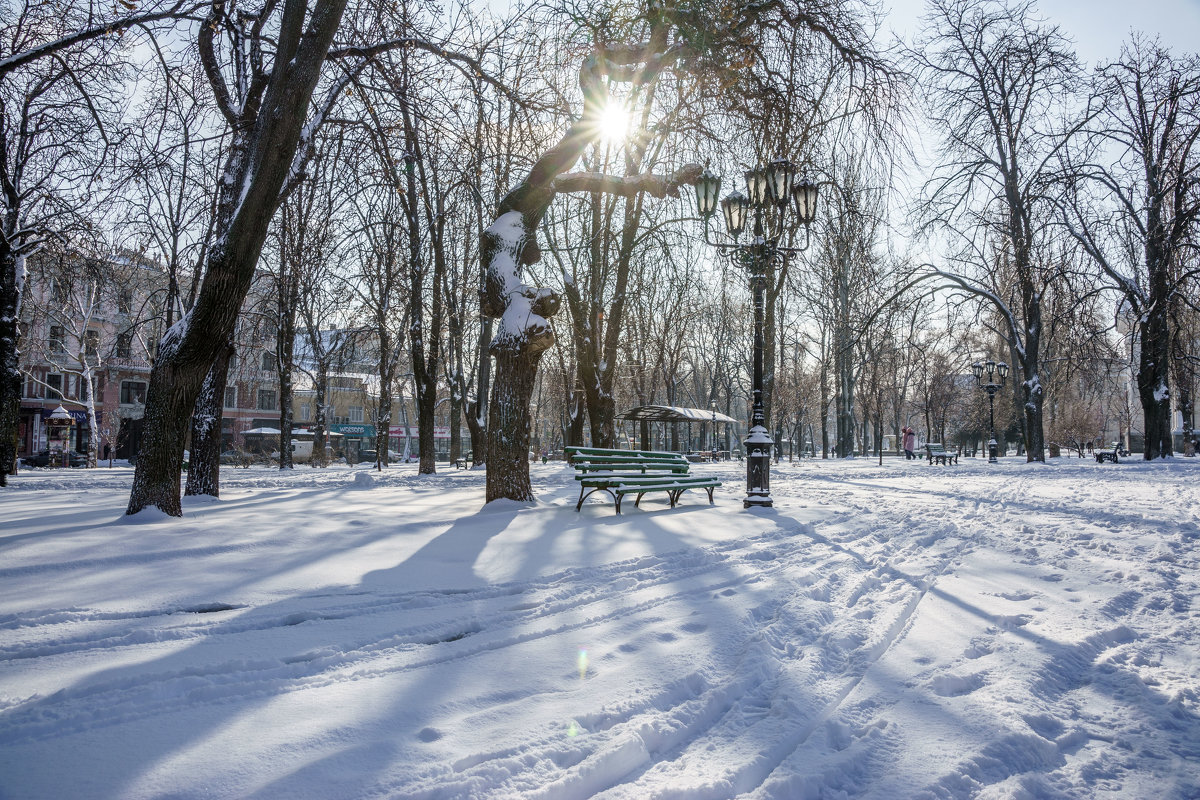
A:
[[902, 427, 917, 460]]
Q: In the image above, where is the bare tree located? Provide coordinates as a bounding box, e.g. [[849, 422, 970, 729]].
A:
[[909, 0, 1085, 462], [0, 1, 133, 481], [1062, 38, 1200, 459]]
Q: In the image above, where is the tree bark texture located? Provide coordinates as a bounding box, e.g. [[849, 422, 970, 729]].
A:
[[185, 340, 234, 497], [486, 347, 544, 501], [0, 242, 20, 483], [1138, 298, 1174, 458]]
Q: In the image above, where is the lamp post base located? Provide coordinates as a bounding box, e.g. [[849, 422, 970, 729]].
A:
[[988, 438, 998, 464], [744, 425, 774, 509]]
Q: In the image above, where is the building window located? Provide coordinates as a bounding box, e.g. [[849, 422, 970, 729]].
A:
[[49, 326, 66, 354], [260, 352, 274, 372], [348, 405, 364, 423], [120, 380, 147, 405], [117, 289, 133, 315], [300, 404, 311, 421], [46, 373, 63, 399], [224, 386, 238, 409], [116, 331, 132, 359], [257, 389, 276, 410]]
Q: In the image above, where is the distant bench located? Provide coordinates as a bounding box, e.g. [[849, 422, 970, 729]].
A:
[[1095, 443, 1124, 464], [566, 446, 721, 514], [925, 443, 958, 465]]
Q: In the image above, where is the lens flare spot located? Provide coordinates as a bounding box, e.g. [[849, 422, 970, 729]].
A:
[[567, 720, 581, 737], [578, 648, 589, 679]]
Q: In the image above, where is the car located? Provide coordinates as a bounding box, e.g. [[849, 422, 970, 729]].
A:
[[23, 449, 87, 467]]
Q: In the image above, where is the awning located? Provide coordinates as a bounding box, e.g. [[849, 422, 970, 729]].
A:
[[617, 405, 739, 423], [242, 427, 282, 435]]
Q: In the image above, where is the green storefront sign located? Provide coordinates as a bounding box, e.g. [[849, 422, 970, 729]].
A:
[[329, 424, 375, 438]]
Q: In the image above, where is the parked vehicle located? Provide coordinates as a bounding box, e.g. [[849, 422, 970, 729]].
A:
[[23, 449, 87, 467]]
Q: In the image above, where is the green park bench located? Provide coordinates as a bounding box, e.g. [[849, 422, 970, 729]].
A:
[[924, 443, 959, 465], [566, 446, 722, 514]]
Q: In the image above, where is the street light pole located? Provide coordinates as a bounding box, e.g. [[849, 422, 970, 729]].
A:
[[693, 160, 819, 508], [972, 359, 1009, 463]]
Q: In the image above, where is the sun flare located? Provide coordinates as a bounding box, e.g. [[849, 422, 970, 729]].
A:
[[596, 102, 630, 144]]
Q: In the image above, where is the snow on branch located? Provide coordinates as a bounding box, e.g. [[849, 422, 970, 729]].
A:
[[554, 164, 704, 199]]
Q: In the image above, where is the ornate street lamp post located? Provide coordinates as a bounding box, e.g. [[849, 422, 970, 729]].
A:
[[693, 160, 819, 508], [972, 359, 1009, 463]]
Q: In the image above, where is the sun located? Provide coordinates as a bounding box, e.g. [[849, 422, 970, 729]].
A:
[[595, 102, 630, 145]]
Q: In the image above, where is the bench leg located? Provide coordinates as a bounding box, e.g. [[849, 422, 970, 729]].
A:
[[706, 487, 715, 504], [576, 486, 615, 511]]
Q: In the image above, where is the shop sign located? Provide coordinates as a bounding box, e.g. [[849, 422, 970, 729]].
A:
[[38, 407, 91, 425], [329, 424, 374, 437], [388, 425, 451, 439]]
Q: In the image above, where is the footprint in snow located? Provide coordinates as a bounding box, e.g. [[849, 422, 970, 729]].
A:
[[680, 621, 708, 634], [994, 614, 1033, 629], [930, 672, 986, 697], [417, 727, 443, 743], [963, 639, 994, 659]]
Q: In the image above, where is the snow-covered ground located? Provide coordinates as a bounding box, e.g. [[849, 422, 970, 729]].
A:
[[1, 456, 1197, 799]]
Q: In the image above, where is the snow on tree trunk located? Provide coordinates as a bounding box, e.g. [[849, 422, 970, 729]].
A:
[[482, 211, 560, 503], [1138, 309, 1173, 459], [82, 364, 99, 468], [186, 341, 233, 497]]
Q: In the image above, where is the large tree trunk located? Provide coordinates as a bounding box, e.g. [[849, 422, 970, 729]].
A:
[[312, 364, 330, 466], [1138, 302, 1173, 458], [1017, 269, 1047, 462], [186, 340, 233, 497], [129, 353, 207, 514], [466, 385, 487, 465], [0, 239, 22, 483], [486, 348, 544, 501], [277, 300, 297, 470]]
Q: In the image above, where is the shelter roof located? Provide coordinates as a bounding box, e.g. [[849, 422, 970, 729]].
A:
[[617, 405, 739, 423]]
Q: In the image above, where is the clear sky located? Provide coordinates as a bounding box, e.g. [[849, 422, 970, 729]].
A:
[[884, 0, 1200, 65]]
